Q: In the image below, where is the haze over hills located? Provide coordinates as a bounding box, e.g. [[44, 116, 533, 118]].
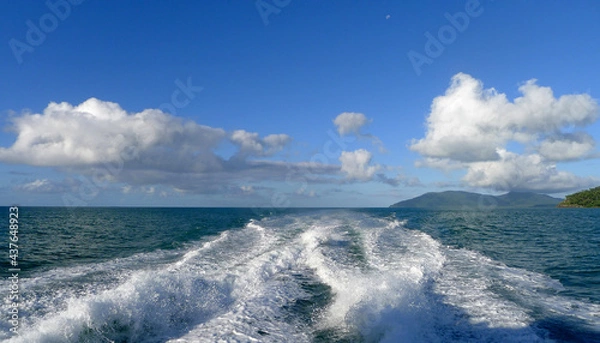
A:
[[389, 191, 563, 210]]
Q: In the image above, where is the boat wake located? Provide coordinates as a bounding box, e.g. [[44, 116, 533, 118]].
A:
[[2, 211, 599, 342]]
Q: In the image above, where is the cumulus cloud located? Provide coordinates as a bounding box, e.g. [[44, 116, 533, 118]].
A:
[[411, 73, 599, 192], [537, 132, 596, 161], [0, 98, 225, 167], [230, 130, 291, 157], [410, 73, 598, 162], [333, 112, 370, 136], [339, 149, 381, 181], [333, 112, 385, 152], [0, 98, 333, 195], [463, 149, 597, 193]]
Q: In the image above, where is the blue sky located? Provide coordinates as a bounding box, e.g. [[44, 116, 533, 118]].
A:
[[0, 0, 599, 207]]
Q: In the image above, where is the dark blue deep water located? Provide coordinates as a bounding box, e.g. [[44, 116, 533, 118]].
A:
[[1, 207, 599, 342]]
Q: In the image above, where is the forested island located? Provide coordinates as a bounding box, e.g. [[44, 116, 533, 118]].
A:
[[557, 187, 600, 208]]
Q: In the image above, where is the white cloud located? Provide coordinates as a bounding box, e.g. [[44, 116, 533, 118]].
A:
[[333, 112, 370, 136], [0, 98, 335, 195], [0, 98, 225, 167], [18, 179, 52, 192], [463, 149, 598, 193], [410, 73, 598, 162], [13, 178, 79, 193], [339, 149, 381, 180], [411, 73, 599, 192], [230, 130, 291, 157], [538, 132, 596, 161], [333, 112, 385, 152], [240, 185, 254, 194]]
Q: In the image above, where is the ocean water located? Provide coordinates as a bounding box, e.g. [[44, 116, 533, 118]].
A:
[[1, 207, 599, 342]]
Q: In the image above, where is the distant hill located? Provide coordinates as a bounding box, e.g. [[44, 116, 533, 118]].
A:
[[557, 187, 600, 208], [389, 191, 562, 210]]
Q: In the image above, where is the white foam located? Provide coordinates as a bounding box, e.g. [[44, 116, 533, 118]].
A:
[[2, 216, 313, 343], [296, 215, 449, 341], [435, 249, 536, 329], [170, 231, 229, 270]]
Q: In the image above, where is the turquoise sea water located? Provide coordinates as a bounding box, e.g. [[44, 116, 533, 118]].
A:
[[1, 207, 599, 342]]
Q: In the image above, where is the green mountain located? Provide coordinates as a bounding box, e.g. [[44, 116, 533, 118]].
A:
[[557, 186, 600, 208], [389, 191, 562, 210]]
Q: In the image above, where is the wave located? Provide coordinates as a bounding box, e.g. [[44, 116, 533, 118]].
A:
[[2, 211, 599, 342]]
